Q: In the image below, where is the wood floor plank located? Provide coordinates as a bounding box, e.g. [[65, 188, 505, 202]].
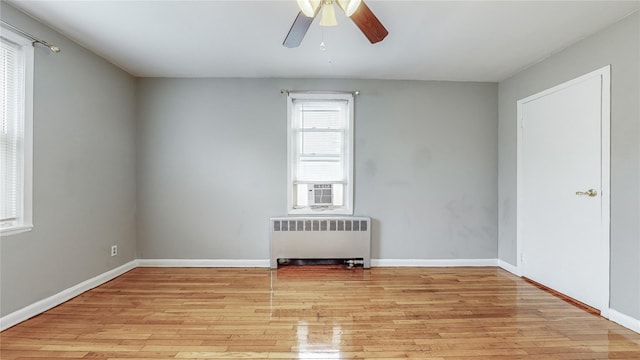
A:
[[1, 267, 639, 359]]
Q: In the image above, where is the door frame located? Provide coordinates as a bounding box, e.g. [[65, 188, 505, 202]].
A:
[[516, 65, 611, 316]]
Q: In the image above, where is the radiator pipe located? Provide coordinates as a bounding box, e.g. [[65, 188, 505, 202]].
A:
[[345, 259, 364, 268]]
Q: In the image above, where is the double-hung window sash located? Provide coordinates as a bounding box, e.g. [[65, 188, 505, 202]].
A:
[[293, 100, 347, 185]]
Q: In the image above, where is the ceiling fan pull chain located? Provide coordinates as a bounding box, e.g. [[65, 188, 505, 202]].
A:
[[320, 27, 327, 51]]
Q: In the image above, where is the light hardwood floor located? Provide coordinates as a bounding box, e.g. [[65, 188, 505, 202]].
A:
[[1, 266, 639, 359]]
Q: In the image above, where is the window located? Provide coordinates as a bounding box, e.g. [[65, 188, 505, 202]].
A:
[[1, 28, 33, 235], [287, 92, 354, 215]]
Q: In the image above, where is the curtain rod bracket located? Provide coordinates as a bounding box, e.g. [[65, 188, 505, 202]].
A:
[[33, 40, 61, 53]]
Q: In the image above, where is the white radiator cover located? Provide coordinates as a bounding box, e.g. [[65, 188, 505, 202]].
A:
[[270, 217, 371, 269]]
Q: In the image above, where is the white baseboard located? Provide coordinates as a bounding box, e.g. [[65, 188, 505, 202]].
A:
[[137, 259, 270, 268], [609, 308, 640, 334], [0, 260, 137, 331], [497, 259, 521, 276], [371, 258, 498, 267], [139, 258, 498, 268]]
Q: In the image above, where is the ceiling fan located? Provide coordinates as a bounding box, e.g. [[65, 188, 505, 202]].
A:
[[283, 0, 388, 48]]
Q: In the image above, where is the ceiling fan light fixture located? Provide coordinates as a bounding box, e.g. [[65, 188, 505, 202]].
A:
[[320, 1, 338, 26], [284, 0, 388, 48], [297, 0, 320, 17], [338, 0, 362, 17]]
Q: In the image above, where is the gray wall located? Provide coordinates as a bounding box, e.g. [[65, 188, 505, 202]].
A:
[[137, 79, 498, 260], [0, 4, 138, 316], [498, 12, 640, 319]]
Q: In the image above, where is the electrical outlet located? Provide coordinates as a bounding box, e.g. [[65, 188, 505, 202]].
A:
[[111, 245, 118, 257]]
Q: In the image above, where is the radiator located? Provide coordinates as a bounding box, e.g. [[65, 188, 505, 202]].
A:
[[270, 217, 371, 269]]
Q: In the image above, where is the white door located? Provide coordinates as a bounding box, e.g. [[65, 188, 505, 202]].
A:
[[517, 66, 610, 313]]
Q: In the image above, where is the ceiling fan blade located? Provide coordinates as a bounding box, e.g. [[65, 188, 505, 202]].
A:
[[283, 11, 316, 48], [348, 1, 388, 44]]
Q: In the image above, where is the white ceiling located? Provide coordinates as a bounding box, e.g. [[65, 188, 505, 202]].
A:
[[6, 0, 640, 81]]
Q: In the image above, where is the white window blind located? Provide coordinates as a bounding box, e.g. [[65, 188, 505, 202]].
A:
[[1, 29, 33, 234], [287, 92, 354, 215], [1, 38, 22, 224], [293, 100, 346, 182]]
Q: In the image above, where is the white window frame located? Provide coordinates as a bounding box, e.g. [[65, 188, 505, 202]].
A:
[[1, 28, 34, 236], [287, 92, 354, 215]]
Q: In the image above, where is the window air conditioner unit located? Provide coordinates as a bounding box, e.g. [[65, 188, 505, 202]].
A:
[[308, 184, 333, 206]]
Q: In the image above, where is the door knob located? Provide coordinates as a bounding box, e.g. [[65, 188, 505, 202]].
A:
[[576, 189, 597, 197]]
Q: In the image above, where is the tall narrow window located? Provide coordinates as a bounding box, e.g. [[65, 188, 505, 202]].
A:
[[1, 28, 33, 235], [287, 92, 353, 215]]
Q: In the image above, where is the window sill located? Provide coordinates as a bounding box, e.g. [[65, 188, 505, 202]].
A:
[[1, 224, 33, 237], [288, 208, 353, 216]]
